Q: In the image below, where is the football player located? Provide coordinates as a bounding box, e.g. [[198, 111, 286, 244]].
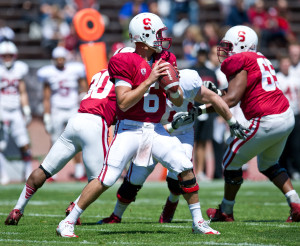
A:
[[205, 25, 300, 222], [4, 47, 135, 226], [37, 46, 88, 181], [57, 13, 226, 237], [98, 69, 248, 225], [0, 41, 32, 181]]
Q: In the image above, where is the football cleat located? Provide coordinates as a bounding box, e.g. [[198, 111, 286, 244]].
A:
[[159, 199, 179, 223], [192, 219, 220, 234], [56, 220, 78, 238], [65, 202, 81, 225], [286, 203, 300, 222], [5, 209, 23, 225], [97, 213, 121, 224], [206, 205, 234, 222]]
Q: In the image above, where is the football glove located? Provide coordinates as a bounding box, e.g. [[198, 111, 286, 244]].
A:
[[228, 119, 249, 140], [203, 80, 222, 96], [166, 112, 194, 133], [23, 105, 32, 126]]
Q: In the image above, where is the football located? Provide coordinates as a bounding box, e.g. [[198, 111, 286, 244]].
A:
[[157, 62, 179, 93]]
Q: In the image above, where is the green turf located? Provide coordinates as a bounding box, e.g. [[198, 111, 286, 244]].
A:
[[0, 180, 299, 245]]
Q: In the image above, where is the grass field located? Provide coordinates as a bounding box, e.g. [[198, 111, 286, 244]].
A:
[[0, 180, 300, 246]]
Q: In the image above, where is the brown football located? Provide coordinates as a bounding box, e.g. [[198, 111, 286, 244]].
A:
[[158, 62, 179, 93]]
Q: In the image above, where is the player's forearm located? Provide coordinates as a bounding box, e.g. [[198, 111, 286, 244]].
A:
[[168, 87, 183, 107], [117, 81, 152, 112], [210, 94, 233, 121]]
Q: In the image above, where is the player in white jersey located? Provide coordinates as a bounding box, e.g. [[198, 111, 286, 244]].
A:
[[277, 56, 300, 180], [98, 69, 249, 225], [0, 41, 32, 181], [37, 46, 88, 181]]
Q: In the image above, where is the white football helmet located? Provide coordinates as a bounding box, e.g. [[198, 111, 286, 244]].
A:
[[128, 12, 171, 53], [52, 46, 68, 59], [0, 41, 18, 68], [217, 25, 258, 62]]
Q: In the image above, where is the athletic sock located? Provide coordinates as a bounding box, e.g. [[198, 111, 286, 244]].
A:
[[74, 163, 85, 179], [168, 193, 180, 203], [66, 204, 83, 224], [285, 190, 300, 206], [24, 161, 32, 180], [14, 183, 37, 212], [113, 200, 130, 218], [221, 198, 235, 215], [188, 202, 203, 225], [73, 195, 81, 205]]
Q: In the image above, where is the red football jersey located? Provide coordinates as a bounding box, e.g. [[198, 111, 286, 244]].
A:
[[221, 52, 289, 120], [78, 70, 116, 127], [108, 51, 176, 123]]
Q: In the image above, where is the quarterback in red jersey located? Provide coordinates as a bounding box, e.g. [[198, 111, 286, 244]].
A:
[[206, 25, 300, 222], [4, 47, 135, 227], [57, 13, 221, 237]]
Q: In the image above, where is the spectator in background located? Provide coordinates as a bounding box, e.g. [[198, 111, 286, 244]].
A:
[[169, 0, 199, 37], [289, 43, 300, 76], [225, 0, 249, 26], [119, 0, 149, 40], [41, 4, 70, 55], [182, 25, 207, 67], [203, 22, 220, 48], [261, 0, 295, 49], [277, 56, 300, 180], [22, 1, 43, 40], [247, 0, 268, 33], [191, 47, 218, 181], [0, 19, 15, 42]]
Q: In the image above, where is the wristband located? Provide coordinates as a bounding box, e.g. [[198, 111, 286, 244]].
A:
[[43, 113, 51, 123], [23, 105, 31, 116], [166, 123, 174, 133], [199, 105, 207, 114], [217, 89, 222, 96], [170, 89, 181, 99], [227, 117, 237, 126]]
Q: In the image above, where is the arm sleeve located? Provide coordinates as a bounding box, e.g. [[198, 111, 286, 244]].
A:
[[221, 54, 245, 79], [108, 55, 133, 85]]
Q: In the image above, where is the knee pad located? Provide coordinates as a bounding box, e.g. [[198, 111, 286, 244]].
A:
[[178, 172, 199, 194], [166, 177, 181, 195], [21, 149, 32, 162], [39, 165, 52, 179], [117, 178, 142, 204], [224, 169, 243, 185], [260, 163, 287, 181]]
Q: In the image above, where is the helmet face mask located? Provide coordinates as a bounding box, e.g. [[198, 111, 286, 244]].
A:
[[129, 13, 171, 53], [217, 25, 258, 63]]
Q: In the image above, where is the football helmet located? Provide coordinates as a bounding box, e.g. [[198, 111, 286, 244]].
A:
[[128, 12, 171, 53], [0, 41, 18, 68], [52, 46, 68, 59], [113, 47, 135, 56], [217, 25, 258, 62]]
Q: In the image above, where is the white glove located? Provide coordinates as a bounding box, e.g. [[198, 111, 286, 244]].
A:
[[203, 81, 222, 96], [227, 117, 249, 140], [43, 113, 53, 134], [166, 112, 195, 133], [23, 105, 32, 126]]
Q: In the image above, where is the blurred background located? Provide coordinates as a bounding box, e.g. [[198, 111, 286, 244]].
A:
[[0, 0, 300, 184]]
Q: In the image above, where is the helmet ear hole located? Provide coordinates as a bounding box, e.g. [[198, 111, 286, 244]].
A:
[[241, 46, 244, 49]]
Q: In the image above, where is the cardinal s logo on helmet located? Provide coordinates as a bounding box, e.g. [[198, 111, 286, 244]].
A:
[[129, 12, 172, 53], [217, 25, 258, 63]]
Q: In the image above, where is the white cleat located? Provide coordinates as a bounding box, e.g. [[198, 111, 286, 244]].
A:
[[192, 219, 220, 235], [56, 220, 78, 238]]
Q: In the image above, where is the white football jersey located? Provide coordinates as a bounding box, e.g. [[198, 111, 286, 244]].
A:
[[37, 62, 85, 109], [0, 61, 29, 110], [160, 69, 202, 133], [277, 71, 300, 115]]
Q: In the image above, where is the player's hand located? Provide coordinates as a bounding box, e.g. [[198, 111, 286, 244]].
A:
[[171, 112, 195, 130], [24, 114, 32, 126], [203, 81, 222, 96], [229, 121, 249, 140], [148, 58, 168, 85], [43, 113, 53, 134]]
